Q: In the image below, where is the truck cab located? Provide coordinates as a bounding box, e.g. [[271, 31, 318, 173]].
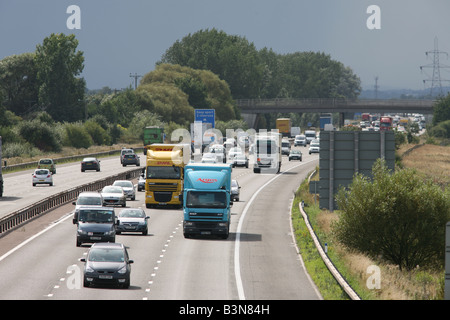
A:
[[145, 144, 190, 208], [183, 163, 232, 239]]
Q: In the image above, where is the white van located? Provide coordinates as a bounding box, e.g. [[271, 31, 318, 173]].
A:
[[304, 130, 316, 144]]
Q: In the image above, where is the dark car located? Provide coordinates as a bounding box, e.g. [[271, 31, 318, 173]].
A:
[[122, 153, 140, 166], [80, 242, 133, 288], [120, 148, 134, 164], [288, 150, 303, 161], [73, 206, 117, 247], [81, 157, 101, 172], [116, 208, 149, 235]]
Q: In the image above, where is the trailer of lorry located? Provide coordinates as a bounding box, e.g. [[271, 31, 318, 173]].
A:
[[276, 118, 291, 138], [253, 131, 282, 174], [290, 126, 301, 138], [145, 143, 190, 208], [143, 126, 164, 154], [319, 113, 332, 130], [183, 163, 232, 239]]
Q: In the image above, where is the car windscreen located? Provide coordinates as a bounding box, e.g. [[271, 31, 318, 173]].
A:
[[119, 209, 145, 218], [77, 197, 102, 206], [186, 191, 227, 208], [103, 187, 122, 193], [78, 209, 114, 223], [88, 248, 125, 262], [114, 181, 133, 188], [146, 166, 181, 179]]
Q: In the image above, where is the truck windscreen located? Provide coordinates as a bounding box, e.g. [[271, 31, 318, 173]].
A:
[[186, 191, 227, 208], [147, 166, 181, 179]]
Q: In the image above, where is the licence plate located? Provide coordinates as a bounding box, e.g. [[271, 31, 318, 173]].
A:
[[125, 226, 136, 230], [201, 231, 211, 235], [99, 275, 113, 279], [90, 237, 101, 240]]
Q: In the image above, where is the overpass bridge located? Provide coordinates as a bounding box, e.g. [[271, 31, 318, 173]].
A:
[[236, 98, 435, 128]]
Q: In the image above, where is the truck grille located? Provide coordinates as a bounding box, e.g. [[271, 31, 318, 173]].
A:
[[148, 183, 178, 192], [189, 212, 223, 220], [154, 192, 173, 202]]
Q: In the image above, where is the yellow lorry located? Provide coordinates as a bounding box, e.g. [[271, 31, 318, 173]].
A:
[[145, 144, 191, 208], [276, 118, 291, 138]]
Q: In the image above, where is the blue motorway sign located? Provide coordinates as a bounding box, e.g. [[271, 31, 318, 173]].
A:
[[195, 109, 215, 128]]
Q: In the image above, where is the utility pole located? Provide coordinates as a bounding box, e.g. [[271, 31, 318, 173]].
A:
[[420, 37, 450, 97], [374, 76, 379, 99], [129, 73, 142, 90]]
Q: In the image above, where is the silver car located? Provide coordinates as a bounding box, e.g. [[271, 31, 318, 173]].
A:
[[101, 186, 126, 207], [116, 208, 149, 235], [113, 180, 136, 200], [32, 169, 53, 187], [72, 192, 103, 213]]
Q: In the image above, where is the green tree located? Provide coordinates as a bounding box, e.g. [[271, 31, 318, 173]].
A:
[[432, 93, 450, 126], [0, 53, 39, 115], [140, 63, 236, 122], [159, 28, 263, 99], [334, 159, 450, 271], [35, 33, 85, 122]]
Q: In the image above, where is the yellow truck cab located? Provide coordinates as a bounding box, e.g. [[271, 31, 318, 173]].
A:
[[145, 144, 191, 208]]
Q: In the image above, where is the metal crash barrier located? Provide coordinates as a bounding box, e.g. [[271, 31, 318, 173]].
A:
[[0, 168, 142, 236]]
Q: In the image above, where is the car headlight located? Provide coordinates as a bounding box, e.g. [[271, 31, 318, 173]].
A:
[[77, 230, 87, 235], [117, 265, 127, 274], [105, 230, 115, 235], [85, 265, 95, 273]]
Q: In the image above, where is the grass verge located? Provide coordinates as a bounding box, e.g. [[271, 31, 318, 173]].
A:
[[291, 163, 445, 300]]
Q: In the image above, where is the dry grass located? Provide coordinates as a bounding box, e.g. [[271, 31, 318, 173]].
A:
[[398, 143, 450, 187], [318, 207, 444, 300], [316, 143, 449, 299]]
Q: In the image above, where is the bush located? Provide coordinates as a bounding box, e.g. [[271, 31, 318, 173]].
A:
[[83, 120, 111, 145], [62, 122, 93, 149], [18, 119, 61, 152], [333, 159, 450, 271]]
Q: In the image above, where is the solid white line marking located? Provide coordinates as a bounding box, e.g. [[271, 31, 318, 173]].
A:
[[0, 213, 73, 263], [234, 158, 316, 300]]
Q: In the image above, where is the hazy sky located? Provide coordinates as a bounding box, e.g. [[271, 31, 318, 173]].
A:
[[1, 0, 450, 92]]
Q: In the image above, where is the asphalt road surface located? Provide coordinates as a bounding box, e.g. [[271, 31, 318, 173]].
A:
[[0, 149, 321, 301]]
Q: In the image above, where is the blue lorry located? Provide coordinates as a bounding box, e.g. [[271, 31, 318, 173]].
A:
[[183, 163, 232, 239]]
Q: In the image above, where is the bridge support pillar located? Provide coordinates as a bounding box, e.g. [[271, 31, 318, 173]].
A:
[[241, 113, 259, 129]]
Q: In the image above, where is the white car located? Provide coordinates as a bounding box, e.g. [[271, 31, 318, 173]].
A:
[[113, 180, 136, 200], [294, 135, 307, 147], [228, 147, 243, 160], [101, 186, 126, 207], [201, 153, 218, 163], [32, 169, 53, 186], [209, 145, 226, 163], [309, 139, 320, 154]]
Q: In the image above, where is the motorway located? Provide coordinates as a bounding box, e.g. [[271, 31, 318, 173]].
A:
[[0, 149, 321, 300]]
